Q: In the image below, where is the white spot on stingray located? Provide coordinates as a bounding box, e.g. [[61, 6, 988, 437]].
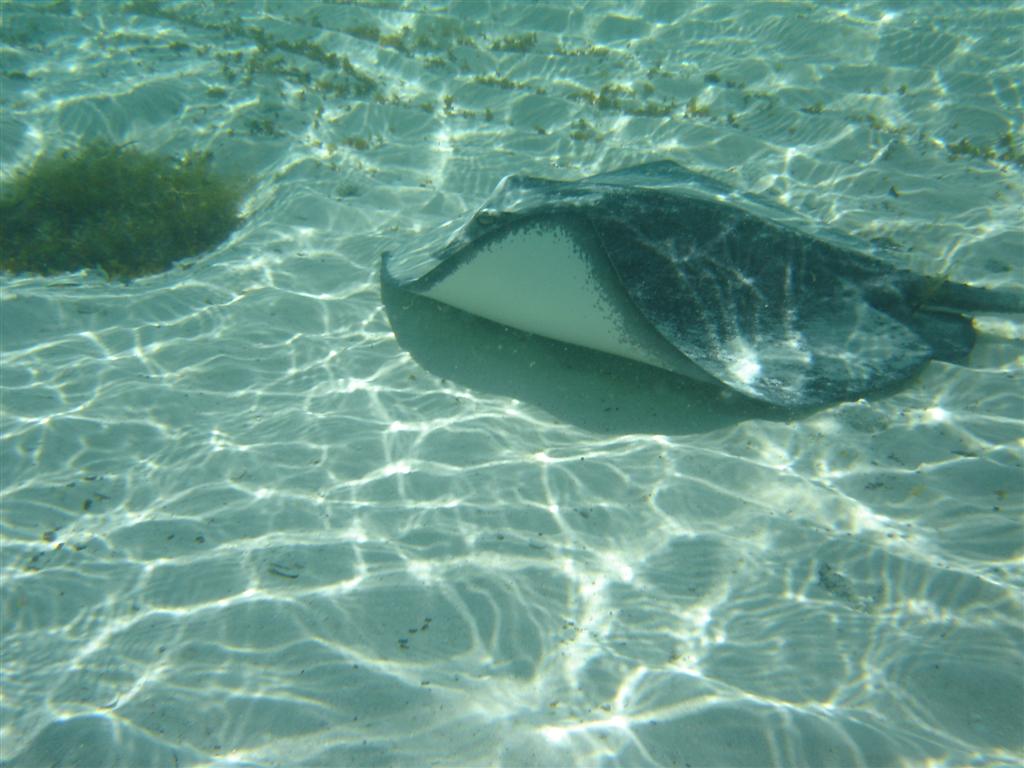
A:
[[724, 339, 762, 385], [731, 357, 761, 384]]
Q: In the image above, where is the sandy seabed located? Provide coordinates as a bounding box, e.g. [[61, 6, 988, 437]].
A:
[[1, 2, 1022, 766]]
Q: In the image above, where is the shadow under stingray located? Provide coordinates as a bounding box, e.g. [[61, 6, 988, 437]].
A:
[[381, 274, 796, 435]]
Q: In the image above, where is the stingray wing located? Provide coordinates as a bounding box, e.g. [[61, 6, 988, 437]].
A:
[[585, 187, 937, 407], [663, 291, 934, 407]]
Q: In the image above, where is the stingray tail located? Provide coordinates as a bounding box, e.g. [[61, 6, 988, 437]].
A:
[[917, 277, 1024, 315], [897, 276, 1021, 364]]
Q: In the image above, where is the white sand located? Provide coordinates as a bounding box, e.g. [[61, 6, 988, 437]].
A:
[[1, 2, 1021, 766]]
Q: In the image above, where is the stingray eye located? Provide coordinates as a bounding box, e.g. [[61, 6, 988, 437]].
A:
[[475, 210, 500, 228]]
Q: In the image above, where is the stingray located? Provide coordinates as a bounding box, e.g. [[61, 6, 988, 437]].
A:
[[381, 161, 1021, 408]]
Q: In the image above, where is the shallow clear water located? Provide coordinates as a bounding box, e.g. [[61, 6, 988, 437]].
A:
[[1, 2, 1022, 766]]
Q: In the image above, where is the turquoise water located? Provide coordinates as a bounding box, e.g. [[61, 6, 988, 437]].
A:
[[1, 1, 1022, 766]]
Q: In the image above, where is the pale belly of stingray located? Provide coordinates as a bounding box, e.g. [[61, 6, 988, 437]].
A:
[[421, 221, 713, 383]]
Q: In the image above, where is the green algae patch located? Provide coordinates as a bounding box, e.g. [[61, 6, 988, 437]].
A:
[[1, 140, 245, 280]]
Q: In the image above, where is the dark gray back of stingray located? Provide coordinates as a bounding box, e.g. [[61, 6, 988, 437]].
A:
[[605, 189, 985, 405], [470, 162, 985, 407]]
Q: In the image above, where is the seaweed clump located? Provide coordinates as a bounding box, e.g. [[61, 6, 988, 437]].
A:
[[1, 140, 245, 280]]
